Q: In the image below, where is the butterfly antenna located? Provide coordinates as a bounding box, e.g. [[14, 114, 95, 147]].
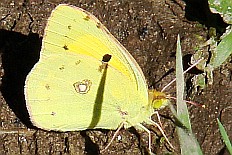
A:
[[101, 122, 124, 153], [167, 96, 206, 108], [161, 58, 203, 92]]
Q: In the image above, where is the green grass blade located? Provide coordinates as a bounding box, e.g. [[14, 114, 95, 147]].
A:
[[217, 118, 232, 154], [176, 35, 191, 129], [175, 35, 203, 155]]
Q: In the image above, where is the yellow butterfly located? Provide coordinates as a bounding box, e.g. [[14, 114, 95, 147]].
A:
[[24, 4, 171, 152]]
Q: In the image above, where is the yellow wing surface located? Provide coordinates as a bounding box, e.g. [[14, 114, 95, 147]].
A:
[[24, 4, 150, 131]]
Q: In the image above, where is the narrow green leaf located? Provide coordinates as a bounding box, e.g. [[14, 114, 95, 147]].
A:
[[176, 34, 191, 129], [176, 35, 203, 155], [217, 118, 232, 154]]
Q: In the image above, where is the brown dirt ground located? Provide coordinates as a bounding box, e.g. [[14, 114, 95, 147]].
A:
[[0, 0, 231, 155]]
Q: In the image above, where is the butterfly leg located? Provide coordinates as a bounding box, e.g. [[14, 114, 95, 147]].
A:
[[152, 111, 163, 128], [149, 119, 174, 149], [137, 123, 152, 153], [101, 122, 124, 153]]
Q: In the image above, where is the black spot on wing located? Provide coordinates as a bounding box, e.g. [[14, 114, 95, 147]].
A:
[[84, 15, 90, 21], [102, 54, 112, 63], [96, 22, 101, 28], [63, 45, 69, 50]]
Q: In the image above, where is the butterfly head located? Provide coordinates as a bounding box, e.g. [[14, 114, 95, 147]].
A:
[[148, 90, 170, 110]]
